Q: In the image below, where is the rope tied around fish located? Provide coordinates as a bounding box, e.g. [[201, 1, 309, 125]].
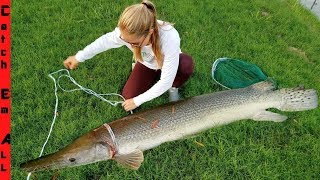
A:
[[27, 69, 129, 180], [103, 123, 119, 158]]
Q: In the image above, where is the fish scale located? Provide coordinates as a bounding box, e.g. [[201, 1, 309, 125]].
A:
[[20, 81, 318, 172], [111, 85, 275, 154]]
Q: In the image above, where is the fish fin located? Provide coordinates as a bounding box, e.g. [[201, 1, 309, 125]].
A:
[[250, 80, 276, 92], [278, 88, 318, 111], [252, 111, 287, 122], [114, 149, 144, 170]]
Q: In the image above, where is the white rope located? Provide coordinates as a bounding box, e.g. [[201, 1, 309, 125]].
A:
[[54, 69, 126, 106], [27, 69, 129, 179], [103, 123, 119, 152]]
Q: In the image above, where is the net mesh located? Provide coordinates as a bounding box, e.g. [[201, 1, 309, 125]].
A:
[[212, 58, 268, 89]]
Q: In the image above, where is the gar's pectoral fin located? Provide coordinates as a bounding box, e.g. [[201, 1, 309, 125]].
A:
[[114, 149, 144, 170], [252, 111, 287, 122]]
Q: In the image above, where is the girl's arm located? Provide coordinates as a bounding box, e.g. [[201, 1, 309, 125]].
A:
[[133, 28, 181, 106], [75, 27, 124, 62]]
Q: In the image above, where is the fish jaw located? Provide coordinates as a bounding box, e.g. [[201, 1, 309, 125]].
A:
[[20, 130, 112, 172]]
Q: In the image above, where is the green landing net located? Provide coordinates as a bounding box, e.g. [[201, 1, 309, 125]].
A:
[[212, 58, 268, 89]]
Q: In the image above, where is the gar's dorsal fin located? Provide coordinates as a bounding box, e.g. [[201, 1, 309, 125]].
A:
[[250, 80, 276, 92], [114, 149, 144, 170]]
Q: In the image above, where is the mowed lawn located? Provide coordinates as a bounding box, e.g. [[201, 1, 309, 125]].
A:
[[12, 0, 320, 179]]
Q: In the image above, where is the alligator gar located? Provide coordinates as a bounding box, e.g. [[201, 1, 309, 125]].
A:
[[20, 81, 318, 172]]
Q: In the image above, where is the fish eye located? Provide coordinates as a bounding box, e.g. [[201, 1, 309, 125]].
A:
[[69, 158, 76, 162]]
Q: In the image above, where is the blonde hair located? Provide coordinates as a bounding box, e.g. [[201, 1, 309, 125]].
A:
[[118, 1, 164, 68]]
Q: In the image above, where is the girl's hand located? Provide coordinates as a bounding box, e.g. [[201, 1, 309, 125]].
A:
[[122, 99, 138, 111], [63, 56, 80, 70]]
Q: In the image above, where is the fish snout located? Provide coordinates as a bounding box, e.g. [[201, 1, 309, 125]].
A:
[[20, 141, 112, 172]]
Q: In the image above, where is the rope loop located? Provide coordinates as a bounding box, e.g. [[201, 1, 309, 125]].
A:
[[27, 69, 129, 180]]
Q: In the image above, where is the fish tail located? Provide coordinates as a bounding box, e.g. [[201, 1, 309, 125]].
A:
[[278, 87, 318, 111]]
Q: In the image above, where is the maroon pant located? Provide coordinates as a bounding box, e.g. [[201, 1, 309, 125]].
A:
[[122, 53, 194, 99]]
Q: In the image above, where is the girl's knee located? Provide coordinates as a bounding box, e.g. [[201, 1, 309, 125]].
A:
[[122, 86, 138, 99], [179, 53, 194, 76]]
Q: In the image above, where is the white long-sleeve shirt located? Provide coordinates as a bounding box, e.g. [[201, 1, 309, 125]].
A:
[[75, 21, 181, 106]]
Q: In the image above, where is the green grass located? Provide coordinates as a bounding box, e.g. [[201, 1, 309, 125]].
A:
[[12, 0, 320, 179]]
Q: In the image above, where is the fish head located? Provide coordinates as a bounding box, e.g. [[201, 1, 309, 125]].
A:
[[20, 130, 113, 172]]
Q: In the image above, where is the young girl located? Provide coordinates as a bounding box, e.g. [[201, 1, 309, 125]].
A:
[[63, 1, 194, 112]]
